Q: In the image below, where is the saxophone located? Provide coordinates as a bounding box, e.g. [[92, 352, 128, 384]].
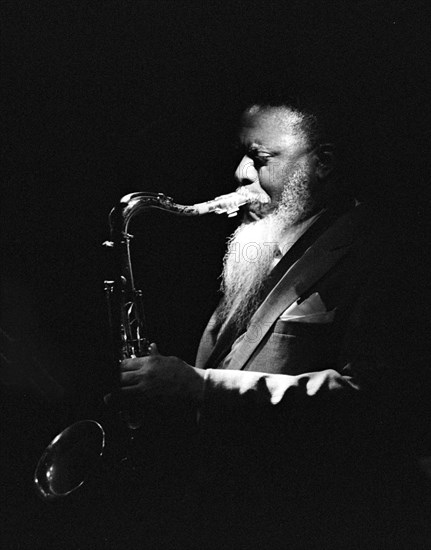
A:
[[33, 186, 269, 501]]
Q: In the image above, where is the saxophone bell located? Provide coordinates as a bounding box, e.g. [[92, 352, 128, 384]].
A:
[[34, 420, 105, 501]]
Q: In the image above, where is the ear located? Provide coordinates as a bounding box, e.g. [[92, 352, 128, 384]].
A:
[[314, 143, 335, 179]]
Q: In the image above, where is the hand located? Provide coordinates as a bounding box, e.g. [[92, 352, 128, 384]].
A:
[[118, 343, 206, 404]]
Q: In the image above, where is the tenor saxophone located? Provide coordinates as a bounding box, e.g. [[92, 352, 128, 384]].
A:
[[33, 186, 269, 501]]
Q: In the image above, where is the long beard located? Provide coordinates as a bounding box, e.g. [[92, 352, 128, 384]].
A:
[[218, 164, 316, 335]]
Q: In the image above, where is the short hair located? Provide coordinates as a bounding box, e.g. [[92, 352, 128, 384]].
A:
[[242, 87, 338, 149], [240, 87, 357, 203]]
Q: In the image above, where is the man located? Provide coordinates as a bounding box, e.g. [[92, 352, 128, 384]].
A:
[[117, 100, 430, 548]]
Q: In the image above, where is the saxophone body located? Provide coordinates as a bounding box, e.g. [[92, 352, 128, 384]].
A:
[[33, 186, 269, 501]]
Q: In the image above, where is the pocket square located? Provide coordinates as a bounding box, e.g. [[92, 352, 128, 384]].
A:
[[280, 292, 335, 323]]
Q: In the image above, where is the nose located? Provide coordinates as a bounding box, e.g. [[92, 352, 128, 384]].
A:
[[234, 155, 259, 185]]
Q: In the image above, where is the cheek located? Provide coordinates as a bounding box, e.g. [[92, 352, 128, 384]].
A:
[[258, 164, 286, 198]]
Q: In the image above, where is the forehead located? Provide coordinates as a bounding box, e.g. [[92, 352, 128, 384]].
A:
[[238, 107, 307, 152]]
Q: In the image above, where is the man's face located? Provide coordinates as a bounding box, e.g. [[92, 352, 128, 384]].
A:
[[235, 107, 318, 213], [218, 107, 324, 330]]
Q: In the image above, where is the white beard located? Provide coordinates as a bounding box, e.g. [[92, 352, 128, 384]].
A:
[[218, 163, 317, 334]]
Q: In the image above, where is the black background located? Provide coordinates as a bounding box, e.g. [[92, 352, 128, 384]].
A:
[[1, 1, 430, 547]]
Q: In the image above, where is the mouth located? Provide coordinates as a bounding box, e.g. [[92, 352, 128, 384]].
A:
[[245, 199, 276, 220]]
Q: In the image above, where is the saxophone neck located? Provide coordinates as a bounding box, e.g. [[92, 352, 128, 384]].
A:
[[107, 186, 271, 236]]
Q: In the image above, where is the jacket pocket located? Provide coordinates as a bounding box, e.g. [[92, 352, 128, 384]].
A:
[[248, 321, 333, 375]]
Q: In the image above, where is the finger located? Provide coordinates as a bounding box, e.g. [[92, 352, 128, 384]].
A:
[[148, 342, 159, 356], [118, 385, 148, 398], [119, 385, 142, 394], [120, 371, 141, 386], [121, 358, 144, 372]]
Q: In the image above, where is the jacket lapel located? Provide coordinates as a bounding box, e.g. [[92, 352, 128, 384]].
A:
[[198, 206, 360, 371], [223, 208, 358, 370], [224, 245, 352, 370], [195, 308, 224, 369]]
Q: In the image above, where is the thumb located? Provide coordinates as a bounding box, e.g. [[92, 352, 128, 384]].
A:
[[148, 342, 160, 356]]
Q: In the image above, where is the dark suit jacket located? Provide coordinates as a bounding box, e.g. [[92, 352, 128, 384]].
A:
[[190, 204, 431, 549]]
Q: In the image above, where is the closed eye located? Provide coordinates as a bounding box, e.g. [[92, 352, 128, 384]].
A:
[[252, 153, 272, 167]]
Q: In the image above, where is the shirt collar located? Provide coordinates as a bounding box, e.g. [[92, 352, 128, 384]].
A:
[[274, 209, 326, 261]]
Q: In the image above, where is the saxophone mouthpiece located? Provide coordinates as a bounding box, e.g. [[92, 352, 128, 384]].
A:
[[193, 186, 270, 217]]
